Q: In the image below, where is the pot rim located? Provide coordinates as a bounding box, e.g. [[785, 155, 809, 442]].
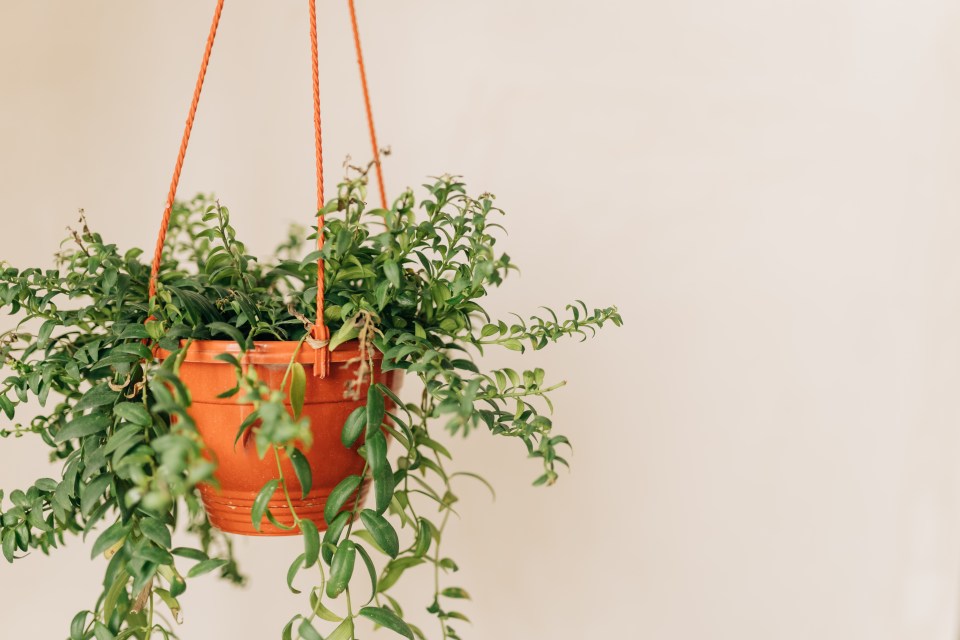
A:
[[167, 339, 380, 365]]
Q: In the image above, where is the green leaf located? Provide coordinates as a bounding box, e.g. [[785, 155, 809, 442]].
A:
[[352, 529, 386, 555], [298, 620, 324, 640], [327, 618, 355, 640], [168, 574, 187, 598], [358, 606, 415, 639], [290, 448, 312, 499], [70, 611, 90, 640], [0, 394, 13, 420], [140, 517, 172, 549], [55, 413, 111, 443], [311, 595, 344, 622], [441, 587, 471, 599], [500, 338, 524, 352], [328, 320, 360, 351], [373, 460, 395, 515], [34, 477, 58, 493], [413, 518, 433, 557], [171, 547, 208, 561], [326, 540, 356, 598], [207, 321, 247, 347], [365, 429, 388, 472], [155, 587, 183, 624], [282, 617, 296, 640], [74, 385, 120, 412], [186, 558, 228, 578], [287, 553, 306, 594], [324, 475, 362, 524], [322, 511, 350, 565], [111, 343, 154, 360], [354, 542, 379, 602], [360, 509, 399, 558], [2, 529, 15, 562], [80, 475, 112, 516], [480, 324, 500, 338], [233, 410, 260, 447], [114, 402, 151, 427], [290, 362, 306, 420], [38, 319, 55, 346], [366, 385, 385, 436], [251, 479, 279, 531], [90, 519, 128, 559], [103, 569, 129, 623], [377, 557, 425, 593], [301, 519, 320, 568], [341, 407, 366, 447], [383, 260, 401, 288]]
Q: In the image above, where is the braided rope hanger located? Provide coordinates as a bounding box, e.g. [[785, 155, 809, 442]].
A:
[[147, 0, 387, 379]]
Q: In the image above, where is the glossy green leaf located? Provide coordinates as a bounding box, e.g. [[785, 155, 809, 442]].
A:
[[322, 511, 350, 566], [2, 529, 15, 563], [171, 547, 208, 561], [298, 620, 324, 640], [324, 475, 361, 524], [326, 540, 356, 598], [311, 594, 344, 622], [358, 606, 415, 639], [377, 557, 425, 593], [383, 260, 401, 287], [354, 542, 379, 602], [55, 414, 110, 443], [80, 475, 112, 516], [74, 385, 120, 412], [251, 479, 279, 532], [102, 569, 129, 622], [114, 402, 151, 427], [290, 362, 306, 420], [287, 553, 306, 594], [413, 518, 433, 557], [326, 618, 355, 640], [301, 519, 320, 568], [207, 321, 246, 347], [70, 611, 90, 640], [90, 520, 128, 559], [366, 386, 385, 436], [139, 517, 171, 549], [290, 448, 312, 499], [155, 587, 183, 624], [186, 558, 228, 578], [341, 407, 366, 447], [360, 509, 399, 558], [365, 429, 388, 472], [233, 410, 260, 448], [373, 460, 395, 515]]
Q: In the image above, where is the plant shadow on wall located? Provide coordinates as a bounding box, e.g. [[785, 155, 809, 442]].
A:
[[0, 166, 621, 640]]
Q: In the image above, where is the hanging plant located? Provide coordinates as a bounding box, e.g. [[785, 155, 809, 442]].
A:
[[0, 2, 621, 639]]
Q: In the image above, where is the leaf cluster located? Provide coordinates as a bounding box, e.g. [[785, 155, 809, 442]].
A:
[[0, 170, 621, 639]]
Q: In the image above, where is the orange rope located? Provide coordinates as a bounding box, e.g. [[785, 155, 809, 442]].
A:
[[348, 0, 386, 209], [309, 0, 331, 377], [149, 0, 225, 301], [144, 0, 386, 380]]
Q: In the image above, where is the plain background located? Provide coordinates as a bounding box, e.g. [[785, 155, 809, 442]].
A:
[[2, 1, 960, 638]]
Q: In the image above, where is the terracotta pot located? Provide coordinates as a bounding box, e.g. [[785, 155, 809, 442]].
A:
[[172, 340, 401, 536]]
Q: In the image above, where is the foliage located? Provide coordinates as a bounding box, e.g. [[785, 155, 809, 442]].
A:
[[0, 169, 621, 639]]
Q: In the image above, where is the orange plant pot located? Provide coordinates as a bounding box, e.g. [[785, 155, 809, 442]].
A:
[[173, 340, 401, 536]]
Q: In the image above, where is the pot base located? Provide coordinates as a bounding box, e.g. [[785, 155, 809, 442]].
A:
[[199, 482, 369, 536]]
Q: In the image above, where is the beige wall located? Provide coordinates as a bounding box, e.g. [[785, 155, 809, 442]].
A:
[[3, 1, 960, 638]]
